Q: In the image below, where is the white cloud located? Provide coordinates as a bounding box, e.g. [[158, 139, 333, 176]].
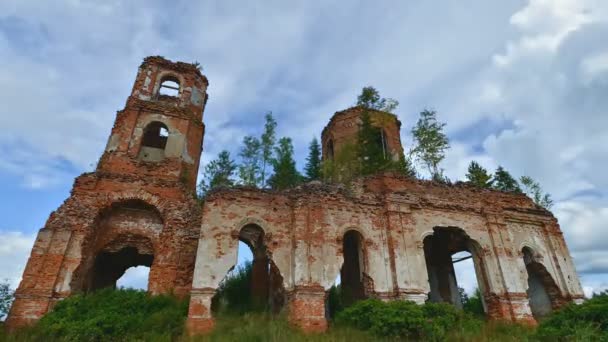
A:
[[117, 266, 149, 290], [0, 231, 36, 289]]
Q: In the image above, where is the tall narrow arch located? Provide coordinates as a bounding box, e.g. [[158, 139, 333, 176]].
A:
[[138, 121, 169, 161], [522, 247, 564, 319], [340, 230, 370, 306], [326, 139, 335, 160]]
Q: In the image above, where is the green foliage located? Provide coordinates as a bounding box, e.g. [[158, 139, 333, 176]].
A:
[[304, 137, 322, 181], [336, 299, 463, 340], [0, 280, 13, 321], [268, 137, 302, 190], [197, 150, 237, 197], [462, 288, 485, 317], [238, 135, 262, 187], [260, 112, 277, 187], [322, 142, 360, 185], [326, 285, 344, 319], [520, 175, 554, 209], [26, 288, 188, 341], [536, 291, 608, 341], [492, 166, 522, 193], [410, 109, 450, 180], [466, 161, 493, 188], [357, 110, 389, 176], [356, 86, 399, 113], [211, 261, 267, 314]]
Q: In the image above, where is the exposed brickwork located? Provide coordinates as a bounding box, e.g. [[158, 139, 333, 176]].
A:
[[7, 57, 585, 335]]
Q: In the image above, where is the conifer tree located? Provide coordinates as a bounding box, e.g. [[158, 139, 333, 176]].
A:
[[410, 109, 450, 179], [238, 136, 262, 187], [260, 112, 277, 187], [356, 86, 399, 113], [492, 166, 521, 192], [197, 150, 237, 197], [466, 161, 493, 188], [520, 176, 554, 209], [304, 137, 322, 181], [268, 137, 302, 190]]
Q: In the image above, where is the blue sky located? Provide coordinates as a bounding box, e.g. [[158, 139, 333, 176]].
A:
[[1, 0, 607, 297]]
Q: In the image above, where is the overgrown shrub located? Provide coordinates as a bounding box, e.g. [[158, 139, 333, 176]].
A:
[[462, 288, 484, 317], [335, 299, 466, 340], [26, 288, 188, 341], [212, 261, 265, 314], [536, 291, 608, 341]]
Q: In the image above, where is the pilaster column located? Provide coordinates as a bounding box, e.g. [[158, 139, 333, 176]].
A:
[[186, 288, 216, 335], [287, 285, 327, 333]]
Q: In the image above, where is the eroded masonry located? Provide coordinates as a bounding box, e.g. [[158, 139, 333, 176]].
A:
[[6, 57, 585, 334]]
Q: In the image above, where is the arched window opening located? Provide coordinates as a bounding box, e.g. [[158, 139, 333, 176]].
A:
[[138, 121, 169, 162], [522, 247, 564, 319], [424, 227, 488, 316], [212, 224, 285, 315], [327, 139, 335, 160], [158, 77, 180, 97]]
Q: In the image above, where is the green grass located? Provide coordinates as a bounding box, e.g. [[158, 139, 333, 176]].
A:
[[2, 290, 608, 341]]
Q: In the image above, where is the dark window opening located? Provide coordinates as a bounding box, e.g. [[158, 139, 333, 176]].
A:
[[327, 139, 334, 160], [88, 245, 154, 292], [159, 77, 180, 97]]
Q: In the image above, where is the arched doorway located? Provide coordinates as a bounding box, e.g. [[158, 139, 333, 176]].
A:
[[212, 224, 285, 314], [522, 247, 564, 319], [423, 227, 489, 314], [340, 230, 369, 306], [71, 200, 163, 293]]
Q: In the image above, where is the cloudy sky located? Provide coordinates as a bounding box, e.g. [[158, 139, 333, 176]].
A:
[[0, 0, 607, 297]]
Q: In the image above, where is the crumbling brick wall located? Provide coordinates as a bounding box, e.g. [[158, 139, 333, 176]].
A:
[[186, 175, 585, 333]]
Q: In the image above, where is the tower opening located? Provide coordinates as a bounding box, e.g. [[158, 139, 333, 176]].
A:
[[424, 227, 489, 315], [89, 245, 153, 291], [327, 139, 334, 160], [158, 76, 180, 97], [138, 121, 169, 162]]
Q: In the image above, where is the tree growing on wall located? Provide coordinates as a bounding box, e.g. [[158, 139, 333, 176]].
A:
[[357, 86, 399, 113], [410, 109, 450, 181], [520, 176, 554, 209], [492, 166, 521, 193], [304, 137, 322, 181], [358, 110, 389, 176], [238, 136, 262, 187], [268, 137, 302, 190], [197, 150, 237, 197], [260, 112, 277, 187], [466, 161, 493, 188]]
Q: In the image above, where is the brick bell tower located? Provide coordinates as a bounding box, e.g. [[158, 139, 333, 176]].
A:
[[6, 57, 208, 329]]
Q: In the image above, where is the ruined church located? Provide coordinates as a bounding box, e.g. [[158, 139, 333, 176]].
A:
[[6, 57, 585, 334]]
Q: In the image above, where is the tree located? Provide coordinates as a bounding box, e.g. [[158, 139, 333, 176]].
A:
[[358, 110, 389, 175], [356, 86, 399, 113], [520, 176, 554, 209], [268, 137, 302, 190], [197, 150, 237, 197], [466, 161, 493, 188], [410, 109, 450, 179], [492, 166, 521, 192], [304, 137, 322, 181], [1, 280, 13, 320], [260, 112, 277, 187], [238, 136, 262, 187]]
